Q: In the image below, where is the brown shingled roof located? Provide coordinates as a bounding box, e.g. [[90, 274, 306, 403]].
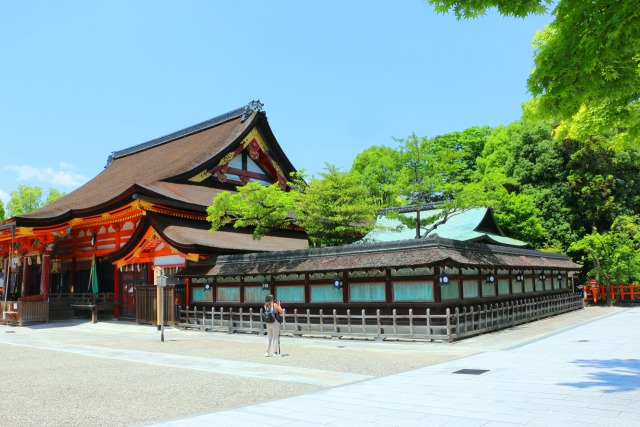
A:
[[138, 183, 226, 208], [148, 212, 308, 254], [177, 237, 582, 277], [15, 103, 276, 223]]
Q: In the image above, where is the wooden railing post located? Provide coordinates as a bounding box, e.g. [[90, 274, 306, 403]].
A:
[[227, 307, 234, 334], [409, 308, 414, 335], [470, 306, 475, 331], [168, 293, 583, 341], [392, 309, 397, 334], [454, 307, 459, 336], [462, 306, 467, 333], [490, 303, 495, 327], [281, 308, 287, 332]]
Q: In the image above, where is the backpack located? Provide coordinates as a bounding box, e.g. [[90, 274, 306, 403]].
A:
[[263, 308, 276, 323]]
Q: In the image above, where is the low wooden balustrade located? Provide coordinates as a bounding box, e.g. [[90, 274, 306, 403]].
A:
[[49, 292, 116, 323], [1, 295, 49, 326], [584, 284, 640, 303], [177, 293, 583, 342]]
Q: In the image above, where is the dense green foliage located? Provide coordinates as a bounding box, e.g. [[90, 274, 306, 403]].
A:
[[207, 166, 379, 247], [428, 0, 550, 19], [347, 119, 639, 285], [294, 165, 379, 247], [569, 215, 640, 287], [350, 146, 402, 208], [351, 128, 492, 238], [428, 0, 640, 141], [206, 0, 640, 283], [0, 200, 5, 220], [207, 181, 298, 238], [207, 116, 637, 283], [6, 185, 66, 217], [424, 0, 640, 289]]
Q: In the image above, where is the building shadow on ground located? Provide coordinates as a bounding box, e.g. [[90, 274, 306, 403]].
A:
[[559, 359, 640, 393]]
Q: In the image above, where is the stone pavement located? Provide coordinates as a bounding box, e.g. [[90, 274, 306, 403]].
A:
[[146, 307, 640, 427]]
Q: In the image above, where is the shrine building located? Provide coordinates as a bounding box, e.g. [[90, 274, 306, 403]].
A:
[[0, 101, 307, 321], [176, 207, 582, 315], [0, 101, 582, 325]]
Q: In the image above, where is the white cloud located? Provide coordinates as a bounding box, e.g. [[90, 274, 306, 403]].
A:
[[4, 164, 89, 188], [58, 161, 76, 171]]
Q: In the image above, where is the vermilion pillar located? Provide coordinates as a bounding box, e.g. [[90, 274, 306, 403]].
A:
[[114, 265, 121, 318], [185, 278, 190, 307], [40, 254, 50, 300], [21, 256, 29, 297]]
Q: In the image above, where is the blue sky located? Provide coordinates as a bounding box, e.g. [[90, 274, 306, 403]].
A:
[[0, 1, 551, 206]]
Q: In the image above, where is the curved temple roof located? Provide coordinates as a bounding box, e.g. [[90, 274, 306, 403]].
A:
[[0, 101, 308, 259], [10, 101, 293, 225], [366, 207, 530, 248]]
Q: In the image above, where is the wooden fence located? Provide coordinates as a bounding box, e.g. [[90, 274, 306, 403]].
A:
[[176, 293, 583, 342], [1, 300, 49, 326], [584, 284, 640, 303], [135, 286, 175, 326]]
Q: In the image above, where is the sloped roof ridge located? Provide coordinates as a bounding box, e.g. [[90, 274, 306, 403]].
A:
[[474, 207, 505, 236], [213, 235, 570, 266], [107, 101, 261, 164]]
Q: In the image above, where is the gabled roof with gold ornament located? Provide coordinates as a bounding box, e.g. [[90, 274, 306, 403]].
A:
[[7, 101, 297, 227]]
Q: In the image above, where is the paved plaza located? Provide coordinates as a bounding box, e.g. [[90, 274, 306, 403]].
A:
[[1, 306, 638, 426], [148, 307, 640, 427]]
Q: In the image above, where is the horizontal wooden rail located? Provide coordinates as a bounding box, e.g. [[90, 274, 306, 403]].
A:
[[176, 293, 583, 342], [1, 300, 49, 326]]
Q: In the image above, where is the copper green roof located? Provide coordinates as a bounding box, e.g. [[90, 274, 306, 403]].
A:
[[366, 207, 529, 248]]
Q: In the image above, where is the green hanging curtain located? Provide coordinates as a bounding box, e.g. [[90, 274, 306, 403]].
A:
[[89, 255, 99, 294]]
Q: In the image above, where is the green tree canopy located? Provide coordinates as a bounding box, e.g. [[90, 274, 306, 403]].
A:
[[350, 145, 402, 208], [296, 165, 379, 247], [472, 117, 640, 252], [569, 215, 640, 290], [431, 126, 491, 185], [428, 0, 550, 19], [429, 0, 640, 140], [206, 166, 379, 247], [6, 185, 66, 217], [206, 181, 298, 238], [388, 129, 492, 237]]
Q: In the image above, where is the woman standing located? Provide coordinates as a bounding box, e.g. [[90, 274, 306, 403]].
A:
[[264, 294, 283, 357]]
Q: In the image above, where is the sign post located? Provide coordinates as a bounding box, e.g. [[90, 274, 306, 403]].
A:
[[157, 272, 167, 342]]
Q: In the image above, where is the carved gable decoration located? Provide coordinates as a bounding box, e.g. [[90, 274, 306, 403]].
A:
[[188, 128, 287, 188]]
